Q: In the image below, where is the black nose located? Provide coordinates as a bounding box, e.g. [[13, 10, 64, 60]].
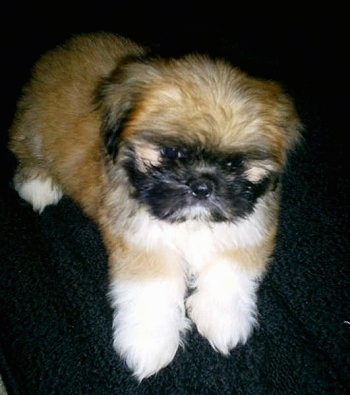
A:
[[189, 178, 214, 199]]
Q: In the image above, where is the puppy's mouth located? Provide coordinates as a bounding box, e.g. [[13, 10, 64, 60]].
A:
[[171, 176, 227, 222]]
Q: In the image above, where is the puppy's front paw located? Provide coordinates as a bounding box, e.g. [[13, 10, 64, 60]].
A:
[[109, 278, 189, 381], [186, 289, 256, 355], [186, 264, 258, 355]]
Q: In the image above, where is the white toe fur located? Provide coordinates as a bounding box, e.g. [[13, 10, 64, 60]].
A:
[[186, 260, 259, 355], [109, 278, 190, 381], [14, 176, 63, 213]]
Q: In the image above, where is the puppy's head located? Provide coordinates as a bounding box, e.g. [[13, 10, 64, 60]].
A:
[[97, 55, 302, 223]]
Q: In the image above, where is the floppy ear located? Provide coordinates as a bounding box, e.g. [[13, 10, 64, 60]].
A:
[[278, 90, 304, 154], [102, 106, 132, 161], [258, 80, 303, 167], [96, 74, 137, 161], [95, 56, 156, 161]]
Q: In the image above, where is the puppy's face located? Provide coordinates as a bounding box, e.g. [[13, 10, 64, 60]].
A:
[[98, 55, 301, 223]]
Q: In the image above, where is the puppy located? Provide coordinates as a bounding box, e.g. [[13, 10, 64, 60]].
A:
[[9, 32, 302, 380]]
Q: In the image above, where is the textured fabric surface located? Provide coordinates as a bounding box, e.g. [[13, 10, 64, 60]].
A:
[[1, 4, 349, 395]]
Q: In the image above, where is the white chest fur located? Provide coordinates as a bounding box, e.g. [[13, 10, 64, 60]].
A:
[[124, 194, 273, 276]]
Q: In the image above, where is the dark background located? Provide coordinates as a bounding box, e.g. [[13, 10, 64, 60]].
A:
[[1, 3, 349, 394]]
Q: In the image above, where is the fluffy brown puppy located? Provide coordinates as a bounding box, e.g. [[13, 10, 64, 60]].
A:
[[9, 32, 302, 380]]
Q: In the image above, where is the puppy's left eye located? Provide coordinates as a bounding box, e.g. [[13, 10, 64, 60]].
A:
[[161, 147, 187, 160]]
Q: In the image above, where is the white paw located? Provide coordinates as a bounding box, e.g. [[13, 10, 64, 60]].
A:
[[14, 176, 62, 213], [109, 278, 190, 381], [186, 288, 257, 354], [186, 263, 259, 355]]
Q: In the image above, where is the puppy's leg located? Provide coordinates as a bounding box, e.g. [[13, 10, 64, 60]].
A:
[[186, 251, 264, 355], [10, 124, 63, 213], [13, 167, 63, 213], [108, 247, 190, 381]]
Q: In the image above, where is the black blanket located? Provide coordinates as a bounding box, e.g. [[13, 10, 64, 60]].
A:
[[1, 4, 349, 394]]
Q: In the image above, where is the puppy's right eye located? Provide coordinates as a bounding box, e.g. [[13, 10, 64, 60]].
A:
[[225, 155, 244, 170], [161, 147, 180, 159]]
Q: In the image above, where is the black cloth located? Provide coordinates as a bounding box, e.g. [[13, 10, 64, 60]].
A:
[[1, 4, 349, 395]]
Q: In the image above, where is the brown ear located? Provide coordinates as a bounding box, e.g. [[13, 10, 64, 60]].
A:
[[102, 107, 132, 160], [95, 56, 158, 160], [262, 81, 304, 166], [279, 91, 304, 154]]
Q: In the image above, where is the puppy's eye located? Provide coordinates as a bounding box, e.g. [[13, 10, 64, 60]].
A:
[[161, 147, 181, 160], [226, 156, 244, 169]]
